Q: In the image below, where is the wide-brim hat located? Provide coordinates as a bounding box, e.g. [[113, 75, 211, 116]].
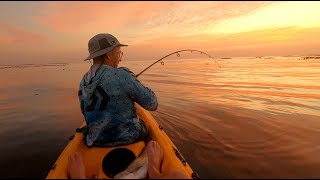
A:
[[84, 33, 128, 61]]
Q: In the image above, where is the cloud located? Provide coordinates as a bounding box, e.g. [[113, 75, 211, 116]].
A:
[[0, 35, 12, 44], [34, 1, 270, 38], [34, 1, 176, 34], [211, 1, 320, 35], [123, 26, 320, 59], [0, 22, 47, 45], [122, 1, 271, 43], [146, 1, 270, 27]]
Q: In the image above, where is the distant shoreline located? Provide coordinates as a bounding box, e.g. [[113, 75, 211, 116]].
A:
[[0, 63, 68, 70], [1, 55, 319, 69]]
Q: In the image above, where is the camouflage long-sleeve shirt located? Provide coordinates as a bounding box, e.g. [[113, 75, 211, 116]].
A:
[[78, 64, 158, 147]]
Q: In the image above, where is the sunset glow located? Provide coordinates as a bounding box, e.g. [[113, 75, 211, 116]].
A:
[[0, 1, 320, 64]]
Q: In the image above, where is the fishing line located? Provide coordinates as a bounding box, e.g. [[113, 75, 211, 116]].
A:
[[136, 49, 221, 77]]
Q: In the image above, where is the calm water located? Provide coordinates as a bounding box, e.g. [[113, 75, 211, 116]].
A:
[[0, 57, 320, 178]]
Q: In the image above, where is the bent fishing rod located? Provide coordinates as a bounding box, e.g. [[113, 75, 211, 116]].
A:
[[135, 49, 221, 77]]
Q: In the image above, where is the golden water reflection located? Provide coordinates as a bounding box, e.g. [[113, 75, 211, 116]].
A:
[[0, 58, 319, 178]]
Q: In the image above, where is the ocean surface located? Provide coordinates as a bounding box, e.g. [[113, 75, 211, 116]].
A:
[[0, 57, 320, 178]]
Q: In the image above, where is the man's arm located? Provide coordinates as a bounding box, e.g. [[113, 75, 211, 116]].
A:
[[119, 68, 158, 111]]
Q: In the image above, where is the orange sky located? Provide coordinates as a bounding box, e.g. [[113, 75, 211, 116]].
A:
[[0, 1, 320, 64]]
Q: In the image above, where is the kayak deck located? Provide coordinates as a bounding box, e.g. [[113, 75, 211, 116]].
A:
[[46, 103, 197, 179]]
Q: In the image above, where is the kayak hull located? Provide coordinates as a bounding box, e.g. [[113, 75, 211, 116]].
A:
[[46, 103, 196, 179]]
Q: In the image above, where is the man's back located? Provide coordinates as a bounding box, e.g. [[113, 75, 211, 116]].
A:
[[78, 65, 158, 147]]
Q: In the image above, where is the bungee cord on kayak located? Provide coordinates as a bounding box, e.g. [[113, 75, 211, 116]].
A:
[[136, 49, 221, 77]]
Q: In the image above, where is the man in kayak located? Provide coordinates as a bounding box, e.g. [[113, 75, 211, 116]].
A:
[[78, 33, 158, 147], [67, 140, 188, 179]]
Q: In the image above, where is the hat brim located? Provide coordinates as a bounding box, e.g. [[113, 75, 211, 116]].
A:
[[84, 44, 128, 61]]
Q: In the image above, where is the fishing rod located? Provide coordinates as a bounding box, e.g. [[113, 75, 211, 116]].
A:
[[135, 49, 221, 77]]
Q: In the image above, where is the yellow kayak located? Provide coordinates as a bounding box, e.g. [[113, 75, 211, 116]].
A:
[[46, 103, 198, 179]]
